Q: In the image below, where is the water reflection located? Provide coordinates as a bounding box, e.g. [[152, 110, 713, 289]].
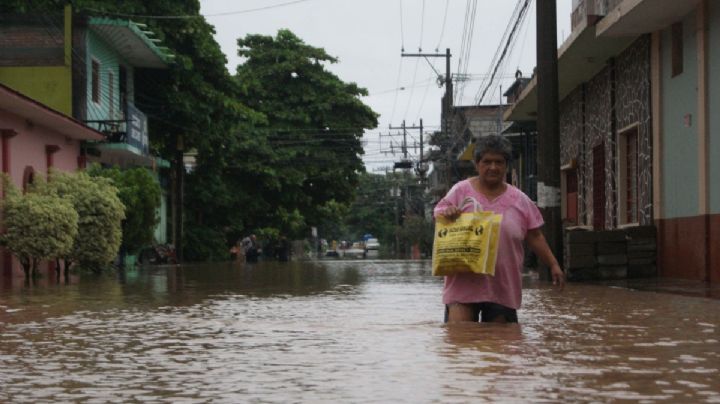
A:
[[0, 260, 718, 402]]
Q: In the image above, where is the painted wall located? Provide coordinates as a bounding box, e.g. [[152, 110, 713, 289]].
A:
[[0, 108, 83, 278], [85, 31, 135, 127], [0, 67, 72, 115], [709, 1, 720, 214], [661, 11, 699, 218], [1, 110, 81, 187], [0, 7, 73, 116]]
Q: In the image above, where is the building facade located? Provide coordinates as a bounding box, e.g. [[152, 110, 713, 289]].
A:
[[0, 5, 173, 247], [0, 83, 105, 279], [505, 0, 719, 282]]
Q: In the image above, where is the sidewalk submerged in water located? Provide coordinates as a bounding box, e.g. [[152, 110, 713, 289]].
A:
[[590, 277, 720, 299], [525, 269, 720, 299]]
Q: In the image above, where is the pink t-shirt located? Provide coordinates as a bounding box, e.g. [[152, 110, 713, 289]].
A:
[[433, 180, 544, 309]]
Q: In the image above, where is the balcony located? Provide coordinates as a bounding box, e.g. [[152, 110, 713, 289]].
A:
[[596, 0, 702, 37], [85, 103, 164, 168], [87, 103, 149, 155], [571, 0, 609, 32]]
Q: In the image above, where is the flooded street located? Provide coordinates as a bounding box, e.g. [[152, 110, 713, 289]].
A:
[[1, 260, 719, 403]]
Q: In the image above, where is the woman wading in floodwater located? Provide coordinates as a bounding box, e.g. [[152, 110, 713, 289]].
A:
[[434, 135, 565, 323]]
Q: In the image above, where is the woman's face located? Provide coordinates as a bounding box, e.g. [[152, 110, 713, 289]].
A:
[[475, 151, 508, 187]]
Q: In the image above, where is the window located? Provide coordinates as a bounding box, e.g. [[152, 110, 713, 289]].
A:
[[671, 22, 683, 77], [618, 125, 639, 224], [91, 60, 100, 103], [592, 144, 605, 230]]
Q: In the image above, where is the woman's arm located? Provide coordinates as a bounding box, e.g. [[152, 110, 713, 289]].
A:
[[525, 228, 565, 290]]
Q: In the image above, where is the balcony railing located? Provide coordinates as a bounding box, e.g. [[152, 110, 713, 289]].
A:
[[86, 102, 149, 155]]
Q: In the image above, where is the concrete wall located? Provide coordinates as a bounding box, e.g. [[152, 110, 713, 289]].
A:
[[660, 11, 699, 219], [655, 5, 719, 282]]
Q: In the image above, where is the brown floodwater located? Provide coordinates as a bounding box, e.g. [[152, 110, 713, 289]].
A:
[[0, 260, 718, 402]]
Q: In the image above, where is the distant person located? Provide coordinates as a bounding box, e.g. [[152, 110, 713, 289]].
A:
[[434, 135, 565, 324], [229, 245, 240, 261], [242, 234, 259, 263]]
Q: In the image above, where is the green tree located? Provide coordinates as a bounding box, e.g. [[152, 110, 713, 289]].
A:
[[1, 179, 78, 278], [88, 166, 161, 255], [43, 170, 125, 272], [344, 173, 400, 246], [395, 215, 434, 257], [232, 29, 379, 233]]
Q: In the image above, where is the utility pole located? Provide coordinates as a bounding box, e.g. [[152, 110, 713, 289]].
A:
[[389, 120, 424, 169], [419, 118, 424, 168], [401, 49, 452, 183], [536, 0, 562, 278]]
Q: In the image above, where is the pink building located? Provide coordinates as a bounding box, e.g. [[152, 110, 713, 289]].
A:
[[0, 83, 104, 281]]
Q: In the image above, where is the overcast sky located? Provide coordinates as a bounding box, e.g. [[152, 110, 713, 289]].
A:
[[199, 0, 572, 172]]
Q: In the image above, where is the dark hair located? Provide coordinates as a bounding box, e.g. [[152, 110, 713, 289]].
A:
[[473, 134, 513, 163]]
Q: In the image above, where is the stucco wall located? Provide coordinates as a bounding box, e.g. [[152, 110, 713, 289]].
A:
[[661, 11, 699, 218], [1, 108, 83, 278], [709, 1, 720, 214], [1, 109, 82, 187], [0, 66, 72, 115]]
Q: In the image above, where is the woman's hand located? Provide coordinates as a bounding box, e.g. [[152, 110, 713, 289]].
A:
[[550, 264, 565, 291], [526, 228, 566, 292], [442, 206, 462, 221]]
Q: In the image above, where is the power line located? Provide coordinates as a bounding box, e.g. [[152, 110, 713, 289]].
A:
[[435, 0, 449, 51], [419, 0, 425, 51], [475, 0, 532, 105], [84, 0, 313, 19]]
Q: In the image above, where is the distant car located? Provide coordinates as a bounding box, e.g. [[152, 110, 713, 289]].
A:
[[365, 238, 380, 251]]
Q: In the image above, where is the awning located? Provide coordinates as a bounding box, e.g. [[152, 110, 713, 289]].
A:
[[88, 18, 173, 68], [0, 83, 104, 141]]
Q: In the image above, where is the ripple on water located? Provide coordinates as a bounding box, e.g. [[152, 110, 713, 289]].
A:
[[0, 261, 719, 402]]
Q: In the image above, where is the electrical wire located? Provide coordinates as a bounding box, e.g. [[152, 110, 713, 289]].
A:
[[435, 0, 449, 51], [84, 0, 313, 19], [475, 0, 531, 105]]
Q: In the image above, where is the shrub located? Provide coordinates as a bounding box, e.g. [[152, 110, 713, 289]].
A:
[[44, 170, 125, 272], [1, 180, 78, 277]]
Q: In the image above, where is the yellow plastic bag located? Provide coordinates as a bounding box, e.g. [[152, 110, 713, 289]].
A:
[[432, 211, 503, 276]]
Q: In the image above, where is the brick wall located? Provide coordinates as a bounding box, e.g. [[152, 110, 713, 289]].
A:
[[0, 14, 65, 66]]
